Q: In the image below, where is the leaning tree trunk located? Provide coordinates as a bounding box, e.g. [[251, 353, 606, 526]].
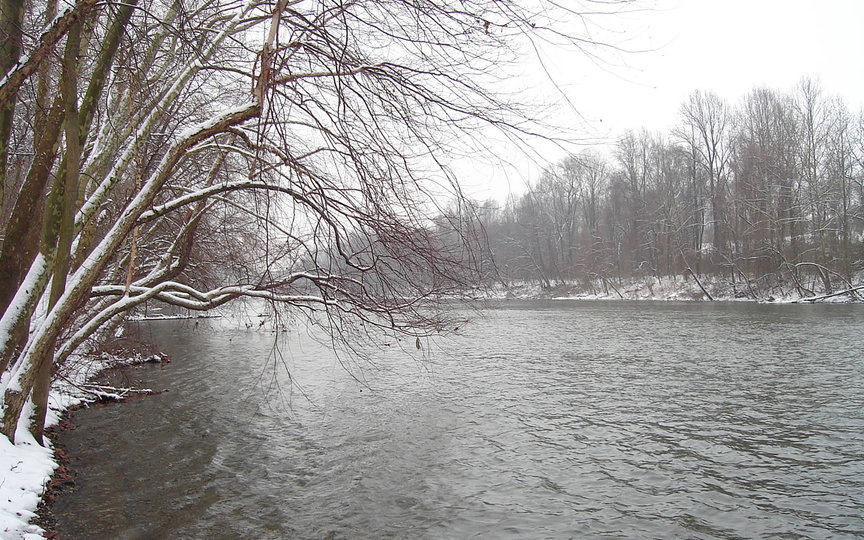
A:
[[0, 96, 63, 374], [0, 0, 135, 373], [30, 17, 84, 443]]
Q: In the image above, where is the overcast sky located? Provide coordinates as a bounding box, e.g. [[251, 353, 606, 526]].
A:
[[569, 0, 864, 135], [462, 0, 864, 200]]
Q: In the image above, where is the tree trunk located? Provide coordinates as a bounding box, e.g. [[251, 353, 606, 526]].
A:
[[0, 0, 135, 373], [3, 101, 260, 442], [30, 17, 84, 443], [0, 95, 63, 311], [0, 0, 26, 214]]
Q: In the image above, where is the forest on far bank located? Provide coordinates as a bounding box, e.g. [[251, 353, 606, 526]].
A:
[[470, 80, 864, 299]]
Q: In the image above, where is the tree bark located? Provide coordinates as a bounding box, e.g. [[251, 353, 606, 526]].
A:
[[0, 0, 26, 214], [0, 95, 63, 374], [0, 0, 99, 109], [30, 16, 84, 443], [0, 0, 136, 373]]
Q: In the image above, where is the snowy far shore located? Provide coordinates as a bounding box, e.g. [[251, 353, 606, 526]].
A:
[[2, 280, 861, 538], [487, 274, 863, 304]]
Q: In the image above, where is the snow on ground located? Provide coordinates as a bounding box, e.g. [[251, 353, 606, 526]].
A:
[[487, 275, 740, 301], [0, 411, 55, 539], [487, 275, 860, 303]]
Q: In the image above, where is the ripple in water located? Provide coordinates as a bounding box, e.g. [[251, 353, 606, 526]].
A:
[[52, 301, 864, 538]]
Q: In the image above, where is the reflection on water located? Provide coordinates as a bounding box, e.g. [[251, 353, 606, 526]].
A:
[[52, 301, 864, 538]]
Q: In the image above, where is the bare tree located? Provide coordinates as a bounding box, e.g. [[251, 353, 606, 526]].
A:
[[0, 0, 639, 442], [731, 87, 799, 281], [481, 83, 863, 299], [677, 90, 733, 267]]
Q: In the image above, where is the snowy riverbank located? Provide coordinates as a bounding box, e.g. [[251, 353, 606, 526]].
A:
[[490, 275, 862, 304]]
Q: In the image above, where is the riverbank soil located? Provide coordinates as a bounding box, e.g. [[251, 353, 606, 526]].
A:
[[31, 412, 79, 538]]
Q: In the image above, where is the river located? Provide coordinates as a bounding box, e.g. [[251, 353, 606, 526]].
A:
[[50, 300, 864, 538]]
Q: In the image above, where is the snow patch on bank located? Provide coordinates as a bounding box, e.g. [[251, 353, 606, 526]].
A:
[[0, 410, 55, 539], [488, 275, 861, 303]]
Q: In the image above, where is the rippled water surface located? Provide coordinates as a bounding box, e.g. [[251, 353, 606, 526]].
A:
[[52, 301, 864, 538]]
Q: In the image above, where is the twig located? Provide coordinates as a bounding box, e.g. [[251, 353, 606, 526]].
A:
[[680, 250, 713, 301], [55, 372, 152, 400]]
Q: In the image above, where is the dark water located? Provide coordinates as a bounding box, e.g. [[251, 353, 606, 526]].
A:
[[52, 301, 864, 539]]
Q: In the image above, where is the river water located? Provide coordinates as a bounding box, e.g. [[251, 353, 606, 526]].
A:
[[51, 300, 864, 539]]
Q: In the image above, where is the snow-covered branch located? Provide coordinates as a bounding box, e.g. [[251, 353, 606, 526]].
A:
[[0, 0, 100, 106]]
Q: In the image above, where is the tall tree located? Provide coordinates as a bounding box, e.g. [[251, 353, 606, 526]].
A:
[[732, 87, 799, 278], [794, 78, 839, 292], [677, 90, 733, 267]]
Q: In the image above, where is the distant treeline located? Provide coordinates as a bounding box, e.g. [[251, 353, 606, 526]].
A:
[[474, 80, 864, 297]]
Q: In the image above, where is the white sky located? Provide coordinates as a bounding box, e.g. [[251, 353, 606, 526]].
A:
[[461, 0, 864, 201]]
